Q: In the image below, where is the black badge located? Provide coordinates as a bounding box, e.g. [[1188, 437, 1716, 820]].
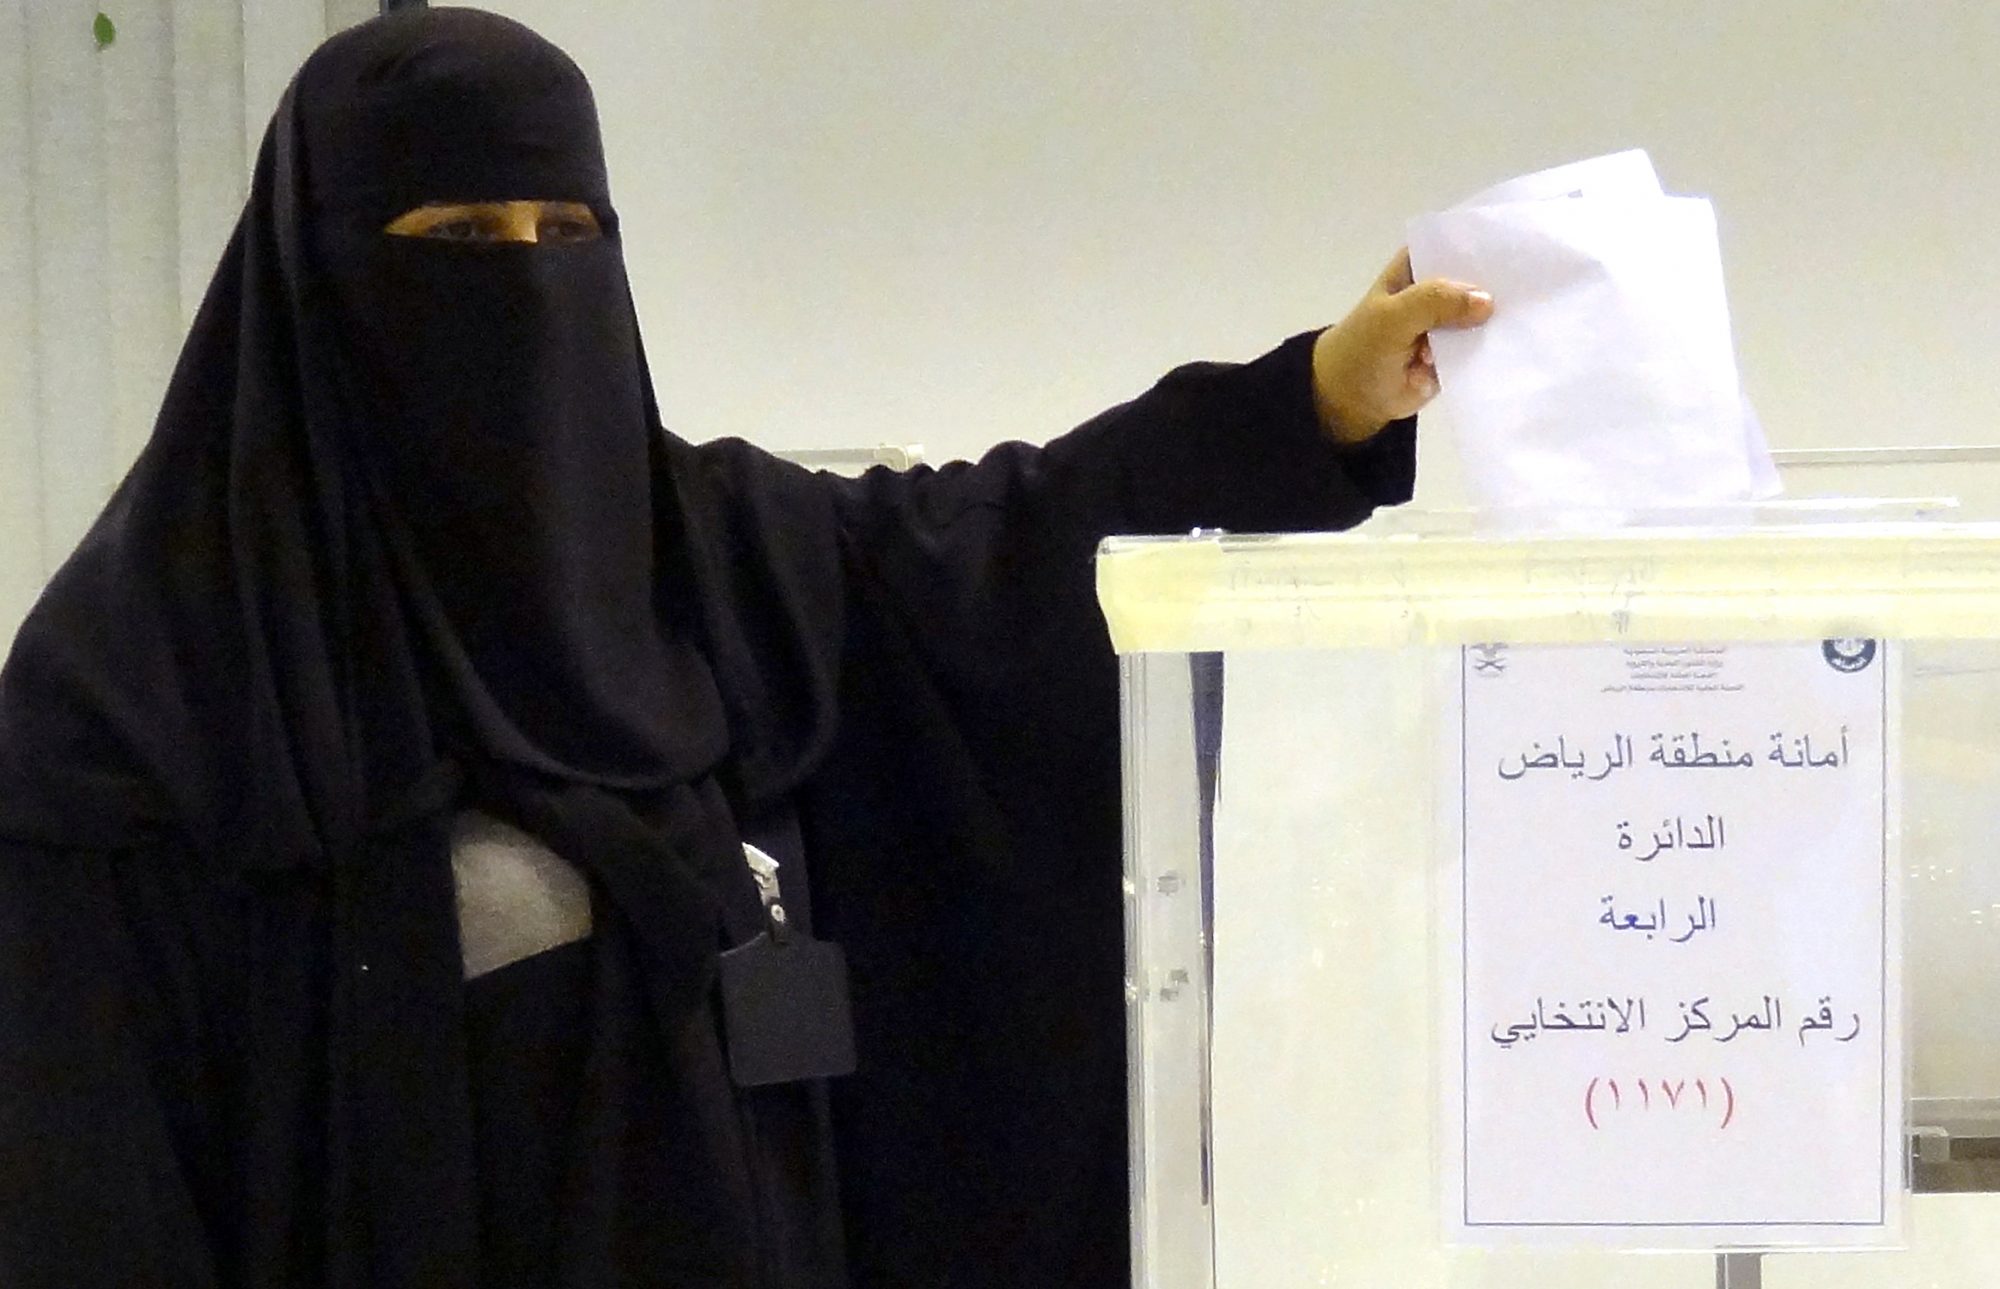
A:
[[718, 928, 858, 1088]]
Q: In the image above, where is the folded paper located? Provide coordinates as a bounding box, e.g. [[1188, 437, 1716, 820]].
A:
[[1409, 151, 1777, 512]]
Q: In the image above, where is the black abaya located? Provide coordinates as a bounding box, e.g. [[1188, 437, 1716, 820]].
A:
[[0, 9, 1415, 1287]]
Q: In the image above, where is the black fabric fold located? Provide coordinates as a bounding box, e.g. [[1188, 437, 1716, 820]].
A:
[[458, 764, 771, 1283], [466, 767, 753, 1031]]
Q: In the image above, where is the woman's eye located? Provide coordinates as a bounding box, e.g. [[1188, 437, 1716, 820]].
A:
[[541, 218, 599, 244], [428, 219, 487, 242]]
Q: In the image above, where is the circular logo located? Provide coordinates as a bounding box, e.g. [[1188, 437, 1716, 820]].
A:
[[1822, 638, 1877, 674]]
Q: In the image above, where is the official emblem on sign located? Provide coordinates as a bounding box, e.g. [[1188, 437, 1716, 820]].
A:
[[1822, 639, 1877, 674], [1471, 643, 1508, 677]]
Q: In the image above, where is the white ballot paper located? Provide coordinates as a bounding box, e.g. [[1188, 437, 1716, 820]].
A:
[[1409, 151, 1779, 511], [1448, 640, 1902, 1246]]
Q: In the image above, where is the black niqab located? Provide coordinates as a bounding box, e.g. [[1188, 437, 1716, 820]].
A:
[[300, 16, 729, 788]]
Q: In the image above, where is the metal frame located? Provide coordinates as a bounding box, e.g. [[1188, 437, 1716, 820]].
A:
[[1773, 445, 2000, 469], [1716, 1253, 1762, 1289], [773, 445, 926, 474]]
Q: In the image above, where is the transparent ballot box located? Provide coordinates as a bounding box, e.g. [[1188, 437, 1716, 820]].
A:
[[1100, 511, 2000, 1289]]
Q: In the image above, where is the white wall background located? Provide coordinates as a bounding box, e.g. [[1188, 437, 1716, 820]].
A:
[[0, 0, 373, 648], [6, 0, 2000, 643], [476, 0, 2000, 481]]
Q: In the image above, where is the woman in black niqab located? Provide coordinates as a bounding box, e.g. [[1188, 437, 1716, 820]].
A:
[[0, 7, 1427, 1288], [0, 10, 843, 1287]]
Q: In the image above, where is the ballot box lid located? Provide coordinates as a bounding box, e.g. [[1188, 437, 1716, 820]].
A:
[[1098, 506, 2000, 655]]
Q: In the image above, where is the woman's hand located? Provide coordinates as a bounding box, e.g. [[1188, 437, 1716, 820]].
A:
[[1311, 248, 1493, 444]]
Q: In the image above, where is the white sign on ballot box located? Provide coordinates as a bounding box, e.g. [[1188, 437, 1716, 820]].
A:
[[1448, 641, 1902, 1246]]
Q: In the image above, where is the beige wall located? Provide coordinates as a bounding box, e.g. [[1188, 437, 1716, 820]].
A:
[[9, 0, 1999, 648], [476, 0, 2000, 495]]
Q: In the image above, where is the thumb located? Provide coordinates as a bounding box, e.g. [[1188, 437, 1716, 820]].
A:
[[1385, 278, 1494, 337]]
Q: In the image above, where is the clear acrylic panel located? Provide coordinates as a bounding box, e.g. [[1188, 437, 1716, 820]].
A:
[[1110, 509, 2000, 1289]]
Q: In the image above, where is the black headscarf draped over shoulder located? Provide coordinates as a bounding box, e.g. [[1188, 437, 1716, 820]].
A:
[[0, 6, 840, 867], [0, 9, 849, 1286]]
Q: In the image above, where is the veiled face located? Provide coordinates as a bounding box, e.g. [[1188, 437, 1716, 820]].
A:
[[384, 199, 602, 245]]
